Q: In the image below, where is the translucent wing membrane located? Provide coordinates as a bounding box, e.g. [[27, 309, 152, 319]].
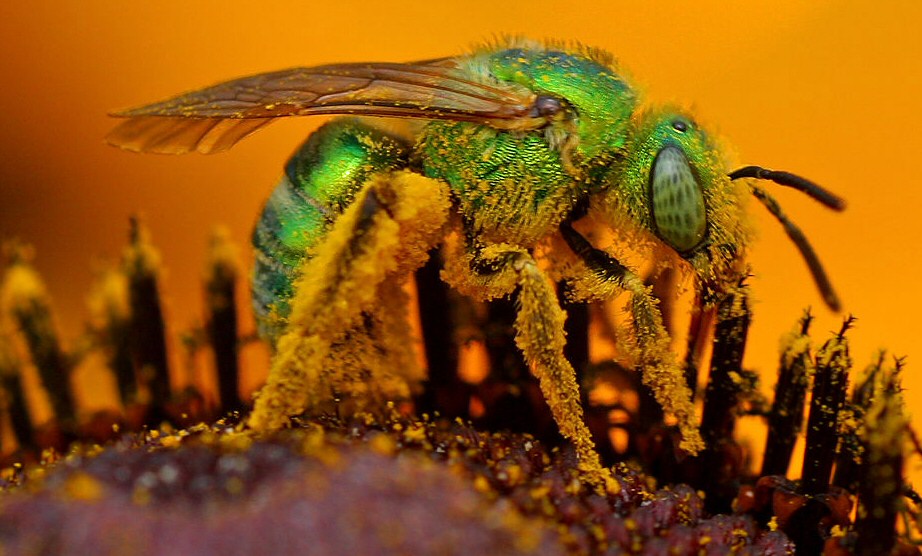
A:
[[108, 61, 544, 154], [109, 118, 275, 155]]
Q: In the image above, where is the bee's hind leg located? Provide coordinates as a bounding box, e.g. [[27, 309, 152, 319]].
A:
[[248, 171, 451, 432], [559, 222, 704, 455]]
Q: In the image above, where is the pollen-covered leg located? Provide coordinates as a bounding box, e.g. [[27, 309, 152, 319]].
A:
[[560, 223, 704, 454], [248, 171, 451, 432], [458, 244, 614, 491], [516, 258, 613, 489]]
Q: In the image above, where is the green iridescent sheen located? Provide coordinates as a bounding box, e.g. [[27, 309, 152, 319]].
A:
[[605, 111, 724, 237], [416, 48, 641, 242], [287, 119, 410, 215], [251, 119, 408, 335], [484, 47, 636, 167], [418, 121, 567, 207], [260, 180, 325, 267]]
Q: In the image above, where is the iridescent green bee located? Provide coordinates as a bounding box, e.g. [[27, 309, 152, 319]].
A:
[[108, 39, 844, 485]]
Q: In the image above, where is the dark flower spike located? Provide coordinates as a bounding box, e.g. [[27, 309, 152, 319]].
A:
[[123, 217, 172, 424], [204, 227, 243, 413], [0, 242, 77, 428], [761, 309, 813, 477], [854, 358, 906, 555], [801, 316, 854, 495], [0, 332, 35, 450]]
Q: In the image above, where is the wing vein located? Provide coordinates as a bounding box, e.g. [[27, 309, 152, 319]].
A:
[[108, 59, 546, 153]]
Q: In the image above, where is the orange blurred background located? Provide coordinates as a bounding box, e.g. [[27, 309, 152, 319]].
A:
[[1, 1, 920, 477]]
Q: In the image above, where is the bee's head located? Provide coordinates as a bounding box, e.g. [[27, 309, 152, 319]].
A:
[[598, 106, 845, 310], [598, 107, 746, 282], [642, 113, 721, 255], [597, 107, 735, 255]]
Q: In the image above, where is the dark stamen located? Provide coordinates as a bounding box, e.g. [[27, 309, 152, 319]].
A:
[[729, 165, 846, 211], [800, 318, 852, 497]]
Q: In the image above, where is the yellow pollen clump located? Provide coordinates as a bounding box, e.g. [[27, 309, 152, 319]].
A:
[[159, 435, 182, 449], [0, 263, 48, 315], [61, 472, 104, 502], [368, 433, 397, 456]]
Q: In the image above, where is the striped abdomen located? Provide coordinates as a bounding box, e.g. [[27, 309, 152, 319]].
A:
[[251, 119, 410, 340]]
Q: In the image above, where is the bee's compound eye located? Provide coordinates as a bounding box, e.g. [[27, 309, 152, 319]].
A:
[[534, 95, 564, 117], [671, 119, 688, 133]]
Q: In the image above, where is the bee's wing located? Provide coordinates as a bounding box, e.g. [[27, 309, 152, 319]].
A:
[[108, 61, 544, 154]]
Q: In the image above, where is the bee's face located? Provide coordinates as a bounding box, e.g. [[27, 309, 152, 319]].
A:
[[616, 109, 731, 257]]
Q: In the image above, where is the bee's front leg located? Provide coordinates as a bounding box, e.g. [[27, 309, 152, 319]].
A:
[[559, 222, 704, 455], [248, 171, 451, 432]]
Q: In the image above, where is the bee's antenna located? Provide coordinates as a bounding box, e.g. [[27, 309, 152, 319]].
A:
[[748, 183, 841, 311], [729, 166, 846, 211]]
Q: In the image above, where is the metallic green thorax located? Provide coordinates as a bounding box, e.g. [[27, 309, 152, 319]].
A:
[[482, 47, 636, 167], [252, 120, 408, 336], [417, 47, 638, 244], [417, 122, 574, 245]]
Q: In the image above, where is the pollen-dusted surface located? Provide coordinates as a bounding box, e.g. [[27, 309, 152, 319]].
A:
[[0, 421, 566, 556], [0, 415, 796, 555]]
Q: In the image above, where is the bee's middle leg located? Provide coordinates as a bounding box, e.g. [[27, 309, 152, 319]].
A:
[[248, 171, 451, 432], [447, 241, 615, 491], [559, 222, 704, 454]]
